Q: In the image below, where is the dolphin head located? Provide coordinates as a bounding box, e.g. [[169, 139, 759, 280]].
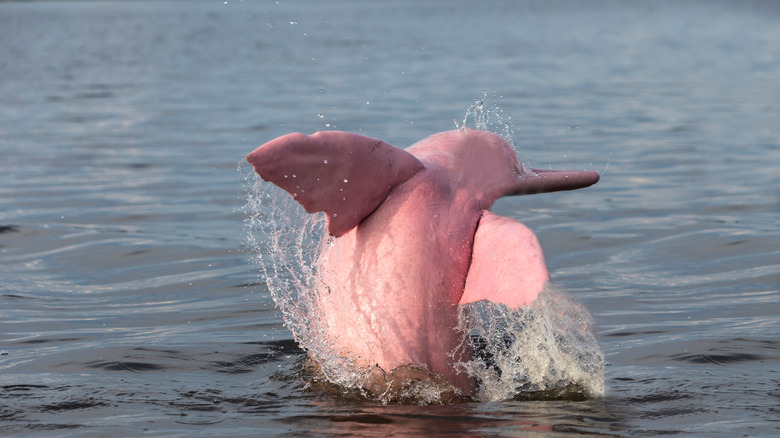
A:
[[407, 129, 599, 205]]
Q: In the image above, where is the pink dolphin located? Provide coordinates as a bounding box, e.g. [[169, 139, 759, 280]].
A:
[[247, 128, 599, 396]]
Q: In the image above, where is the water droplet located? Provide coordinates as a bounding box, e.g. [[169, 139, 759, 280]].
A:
[[289, 20, 298, 25], [332, 213, 338, 217], [317, 113, 324, 118], [343, 179, 348, 183], [292, 174, 296, 178], [323, 159, 328, 164]]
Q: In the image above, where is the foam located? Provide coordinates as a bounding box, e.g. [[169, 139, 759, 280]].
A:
[[457, 286, 605, 401]]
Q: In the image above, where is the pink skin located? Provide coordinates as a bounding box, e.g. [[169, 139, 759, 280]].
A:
[[247, 128, 599, 395]]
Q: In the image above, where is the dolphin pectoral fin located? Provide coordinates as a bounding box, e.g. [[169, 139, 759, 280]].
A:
[[247, 131, 424, 237], [460, 211, 549, 309]]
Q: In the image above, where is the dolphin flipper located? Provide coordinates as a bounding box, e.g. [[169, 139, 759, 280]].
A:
[[460, 211, 550, 309], [247, 131, 424, 237]]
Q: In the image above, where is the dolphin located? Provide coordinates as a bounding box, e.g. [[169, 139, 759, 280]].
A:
[[247, 128, 599, 396]]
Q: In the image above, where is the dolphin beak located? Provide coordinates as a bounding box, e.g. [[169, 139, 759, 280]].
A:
[[508, 168, 600, 195]]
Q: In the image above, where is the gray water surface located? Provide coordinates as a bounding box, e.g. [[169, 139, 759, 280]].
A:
[[1, 0, 779, 436]]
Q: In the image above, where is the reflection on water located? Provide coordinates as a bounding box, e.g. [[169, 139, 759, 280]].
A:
[[1, 0, 779, 436]]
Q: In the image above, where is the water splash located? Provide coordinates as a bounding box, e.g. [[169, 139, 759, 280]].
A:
[[458, 92, 516, 147], [244, 178, 367, 390], [243, 177, 325, 344], [456, 287, 605, 401]]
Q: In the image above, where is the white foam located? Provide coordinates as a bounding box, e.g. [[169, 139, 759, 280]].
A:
[[456, 286, 605, 401]]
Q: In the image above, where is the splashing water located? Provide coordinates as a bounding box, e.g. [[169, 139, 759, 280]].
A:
[[457, 92, 516, 147], [457, 289, 604, 401], [244, 178, 369, 390]]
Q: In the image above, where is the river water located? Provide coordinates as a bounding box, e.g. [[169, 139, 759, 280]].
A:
[[1, 0, 778, 436]]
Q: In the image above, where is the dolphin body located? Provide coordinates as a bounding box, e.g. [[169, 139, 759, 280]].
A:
[[247, 128, 599, 396]]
